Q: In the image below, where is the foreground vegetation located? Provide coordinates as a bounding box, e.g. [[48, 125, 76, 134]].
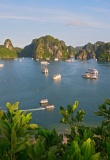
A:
[[0, 99, 110, 160]]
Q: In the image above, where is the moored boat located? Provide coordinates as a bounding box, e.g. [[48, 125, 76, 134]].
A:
[[0, 64, 4, 67], [65, 59, 73, 62], [41, 61, 49, 73], [54, 58, 58, 61], [41, 67, 48, 73]]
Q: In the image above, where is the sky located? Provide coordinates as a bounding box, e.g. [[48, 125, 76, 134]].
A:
[[0, 0, 110, 48]]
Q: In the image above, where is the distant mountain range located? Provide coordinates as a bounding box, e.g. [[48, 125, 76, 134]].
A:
[[0, 35, 110, 61]]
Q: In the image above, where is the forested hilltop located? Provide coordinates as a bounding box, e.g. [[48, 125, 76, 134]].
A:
[[19, 35, 75, 59], [0, 39, 18, 59], [75, 41, 110, 61], [0, 35, 110, 61]]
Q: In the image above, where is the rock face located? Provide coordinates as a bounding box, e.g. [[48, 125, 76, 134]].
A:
[[4, 39, 15, 51], [75, 49, 95, 60], [20, 35, 75, 59], [0, 39, 18, 58], [75, 41, 109, 61], [1, 36, 110, 61]]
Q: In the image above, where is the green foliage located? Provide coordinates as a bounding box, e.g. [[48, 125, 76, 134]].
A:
[[96, 43, 110, 61], [93, 99, 110, 158], [0, 102, 40, 160], [61, 138, 100, 160], [15, 47, 23, 56], [21, 35, 75, 59], [0, 99, 110, 159], [60, 101, 85, 127], [0, 46, 17, 58], [75, 41, 110, 61]]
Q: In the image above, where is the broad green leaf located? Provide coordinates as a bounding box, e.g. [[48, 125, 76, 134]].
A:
[[34, 139, 45, 158], [72, 149, 83, 160], [21, 113, 32, 125], [6, 102, 11, 110], [76, 110, 85, 122], [89, 152, 101, 160], [60, 118, 68, 124], [105, 98, 110, 105], [43, 129, 51, 138], [60, 106, 65, 110], [28, 123, 40, 130], [16, 128, 25, 137], [0, 139, 10, 151], [11, 127, 17, 149], [48, 151, 56, 160], [71, 104, 77, 113], [26, 142, 35, 159], [49, 145, 57, 153], [71, 141, 80, 153], [0, 119, 11, 140], [15, 143, 26, 153], [81, 138, 95, 159], [6, 102, 19, 113], [107, 142, 110, 160], [0, 110, 4, 118]]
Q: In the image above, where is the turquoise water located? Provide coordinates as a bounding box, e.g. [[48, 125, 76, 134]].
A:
[[0, 58, 110, 132]]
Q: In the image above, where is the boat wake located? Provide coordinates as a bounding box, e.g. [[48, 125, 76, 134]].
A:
[[3, 107, 45, 113], [22, 107, 45, 112]]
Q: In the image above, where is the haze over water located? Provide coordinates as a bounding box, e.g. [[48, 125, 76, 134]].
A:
[[0, 58, 110, 132]]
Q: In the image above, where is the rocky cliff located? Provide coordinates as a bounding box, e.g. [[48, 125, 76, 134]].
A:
[[20, 35, 75, 59], [0, 39, 18, 58], [75, 41, 110, 61]]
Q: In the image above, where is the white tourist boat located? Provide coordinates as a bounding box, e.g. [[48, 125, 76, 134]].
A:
[[52, 74, 61, 80], [40, 99, 48, 104], [19, 59, 22, 62], [65, 59, 73, 62], [41, 61, 49, 73], [54, 58, 58, 61], [82, 73, 98, 79], [41, 61, 49, 65], [82, 67, 98, 80], [86, 68, 98, 74], [45, 104, 55, 110], [41, 67, 48, 73], [0, 64, 4, 67]]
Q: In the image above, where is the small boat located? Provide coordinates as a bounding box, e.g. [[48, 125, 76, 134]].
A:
[[65, 59, 73, 62], [45, 104, 55, 110], [86, 68, 98, 74], [82, 73, 91, 79], [90, 73, 98, 79], [41, 61, 49, 73], [41, 61, 49, 65], [40, 99, 48, 104], [54, 58, 58, 61], [82, 73, 98, 79], [41, 67, 48, 73], [52, 74, 61, 80], [0, 64, 4, 67], [19, 59, 22, 62]]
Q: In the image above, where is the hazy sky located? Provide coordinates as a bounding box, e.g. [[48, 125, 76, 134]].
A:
[[0, 0, 110, 48]]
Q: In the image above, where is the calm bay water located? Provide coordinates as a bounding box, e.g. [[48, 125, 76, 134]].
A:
[[0, 58, 110, 132]]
